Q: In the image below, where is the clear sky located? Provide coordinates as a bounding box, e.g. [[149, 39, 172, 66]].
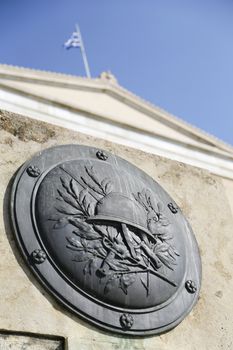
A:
[[1, 0, 233, 145]]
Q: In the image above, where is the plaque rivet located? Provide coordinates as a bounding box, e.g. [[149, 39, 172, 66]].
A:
[[185, 280, 197, 294], [168, 202, 178, 214], [96, 150, 108, 161], [27, 165, 41, 177], [31, 249, 47, 264], [120, 313, 134, 330]]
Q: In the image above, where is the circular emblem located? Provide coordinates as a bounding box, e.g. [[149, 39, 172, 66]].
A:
[[11, 145, 201, 335]]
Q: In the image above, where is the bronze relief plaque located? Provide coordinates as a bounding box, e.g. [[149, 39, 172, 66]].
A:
[[11, 145, 201, 335]]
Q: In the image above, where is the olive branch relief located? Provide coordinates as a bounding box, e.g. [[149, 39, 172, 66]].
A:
[[49, 165, 179, 296]]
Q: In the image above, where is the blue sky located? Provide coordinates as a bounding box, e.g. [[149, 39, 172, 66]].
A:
[[1, 0, 233, 145]]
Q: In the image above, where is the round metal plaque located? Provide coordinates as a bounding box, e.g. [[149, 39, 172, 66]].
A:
[[11, 144, 201, 335]]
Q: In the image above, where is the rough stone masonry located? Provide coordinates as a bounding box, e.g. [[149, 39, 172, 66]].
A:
[[0, 110, 233, 350]]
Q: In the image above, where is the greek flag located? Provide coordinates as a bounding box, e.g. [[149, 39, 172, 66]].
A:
[[64, 30, 82, 49], [63, 25, 91, 78]]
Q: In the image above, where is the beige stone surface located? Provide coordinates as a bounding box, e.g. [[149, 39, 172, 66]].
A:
[[0, 110, 233, 350], [0, 333, 63, 350]]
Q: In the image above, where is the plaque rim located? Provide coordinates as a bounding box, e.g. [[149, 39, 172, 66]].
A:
[[10, 144, 202, 335]]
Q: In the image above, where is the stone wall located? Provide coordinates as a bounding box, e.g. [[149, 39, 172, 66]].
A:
[[0, 110, 233, 350], [0, 333, 63, 350]]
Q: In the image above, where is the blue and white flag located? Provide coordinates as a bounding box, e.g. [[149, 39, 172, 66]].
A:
[[64, 30, 82, 49], [63, 25, 91, 78]]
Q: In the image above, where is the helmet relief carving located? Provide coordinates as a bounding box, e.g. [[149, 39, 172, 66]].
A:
[[52, 164, 180, 297]]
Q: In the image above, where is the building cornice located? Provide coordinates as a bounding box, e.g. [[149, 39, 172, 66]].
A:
[[0, 63, 232, 154], [0, 63, 232, 153]]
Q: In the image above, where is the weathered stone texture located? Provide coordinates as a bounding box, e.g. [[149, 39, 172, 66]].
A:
[[0, 333, 63, 350], [0, 110, 55, 143], [0, 110, 233, 350]]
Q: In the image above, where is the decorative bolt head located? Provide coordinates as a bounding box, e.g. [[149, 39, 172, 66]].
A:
[[120, 313, 134, 330], [96, 150, 108, 161], [31, 249, 46, 264], [185, 280, 197, 294], [27, 165, 41, 177], [168, 202, 178, 214]]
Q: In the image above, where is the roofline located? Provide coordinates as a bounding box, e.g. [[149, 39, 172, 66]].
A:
[[1, 81, 232, 162], [0, 63, 232, 154]]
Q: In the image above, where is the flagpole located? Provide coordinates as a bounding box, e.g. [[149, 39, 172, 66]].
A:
[[76, 24, 91, 78]]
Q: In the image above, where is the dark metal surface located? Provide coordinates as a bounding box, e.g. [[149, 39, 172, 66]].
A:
[[10, 144, 201, 335]]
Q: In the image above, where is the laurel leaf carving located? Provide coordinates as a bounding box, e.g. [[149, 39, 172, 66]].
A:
[[79, 188, 88, 203], [119, 274, 136, 295], [70, 179, 80, 198], [104, 274, 119, 294], [53, 217, 69, 229]]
